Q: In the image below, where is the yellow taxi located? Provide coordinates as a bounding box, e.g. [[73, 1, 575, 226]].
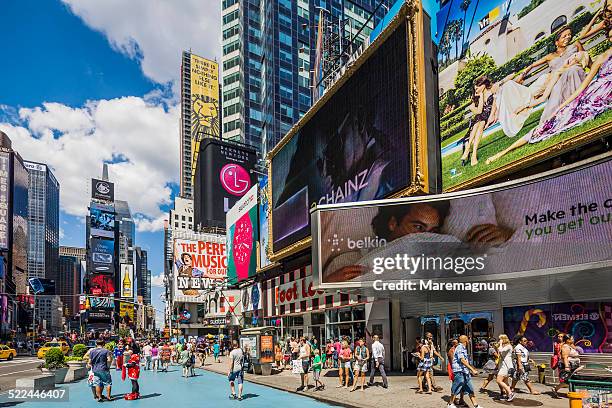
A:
[[0, 345, 17, 360], [37, 341, 70, 359]]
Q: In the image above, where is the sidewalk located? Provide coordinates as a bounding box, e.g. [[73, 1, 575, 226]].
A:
[[199, 356, 569, 408]]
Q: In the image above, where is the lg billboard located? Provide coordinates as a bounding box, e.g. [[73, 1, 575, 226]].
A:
[[194, 138, 257, 229]]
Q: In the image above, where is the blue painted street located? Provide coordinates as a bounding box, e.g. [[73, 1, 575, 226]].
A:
[[0, 368, 334, 408]]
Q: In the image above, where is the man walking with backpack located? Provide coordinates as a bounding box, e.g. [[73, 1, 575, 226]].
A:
[[228, 340, 245, 401]]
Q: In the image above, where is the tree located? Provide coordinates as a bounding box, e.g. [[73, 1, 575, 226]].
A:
[[439, 31, 452, 67], [454, 53, 496, 102], [449, 19, 464, 60]]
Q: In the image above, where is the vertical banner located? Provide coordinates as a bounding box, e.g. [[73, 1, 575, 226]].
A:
[[120, 264, 134, 299], [227, 185, 258, 284]]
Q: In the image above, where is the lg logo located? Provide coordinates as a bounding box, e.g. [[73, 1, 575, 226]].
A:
[[96, 182, 110, 194], [220, 163, 251, 196]]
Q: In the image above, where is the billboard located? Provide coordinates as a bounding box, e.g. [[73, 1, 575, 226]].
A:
[[27, 278, 55, 295], [90, 203, 115, 238], [227, 185, 258, 284], [194, 139, 257, 228], [119, 302, 135, 322], [83, 296, 114, 309], [91, 178, 114, 201], [269, 8, 436, 257], [90, 238, 115, 274], [258, 176, 272, 269], [189, 54, 220, 185], [173, 236, 228, 300], [436, 0, 611, 190], [241, 283, 262, 312], [89, 274, 115, 295], [312, 157, 612, 288], [12, 156, 28, 293], [120, 264, 134, 299], [0, 152, 11, 250], [504, 302, 612, 354]]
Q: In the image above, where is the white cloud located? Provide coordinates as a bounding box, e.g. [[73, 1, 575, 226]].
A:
[[150, 273, 165, 288], [0, 97, 178, 231], [61, 0, 222, 85]]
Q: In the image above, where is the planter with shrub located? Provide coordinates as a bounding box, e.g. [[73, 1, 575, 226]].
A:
[[41, 348, 68, 383], [72, 344, 87, 358]]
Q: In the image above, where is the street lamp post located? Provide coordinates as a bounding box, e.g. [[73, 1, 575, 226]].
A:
[[31, 293, 36, 356]]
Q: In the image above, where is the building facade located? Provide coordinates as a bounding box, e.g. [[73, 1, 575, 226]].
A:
[[221, 0, 391, 154], [24, 161, 60, 282], [35, 295, 63, 335], [134, 247, 151, 306], [115, 200, 135, 264], [58, 246, 85, 318]]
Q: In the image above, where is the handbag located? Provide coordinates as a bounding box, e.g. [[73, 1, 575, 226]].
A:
[[291, 359, 304, 374], [550, 354, 559, 369]]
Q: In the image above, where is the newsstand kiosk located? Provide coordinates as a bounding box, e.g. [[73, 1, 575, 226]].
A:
[[239, 326, 276, 376]]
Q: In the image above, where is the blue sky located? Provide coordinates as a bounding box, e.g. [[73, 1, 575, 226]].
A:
[[1, 0, 222, 326]]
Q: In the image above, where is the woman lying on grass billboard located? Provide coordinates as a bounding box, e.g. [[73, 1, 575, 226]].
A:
[[437, 0, 611, 189]]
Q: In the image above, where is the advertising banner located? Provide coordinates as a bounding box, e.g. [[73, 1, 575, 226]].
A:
[[241, 283, 262, 313], [194, 139, 257, 228], [89, 275, 115, 295], [312, 158, 612, 288], [260, 335, 274, 364], [119, 302, 135, 322], [436, 0, 611, 190], [0, 152, 11, 250], [173, 237, 228, 300], [271, 23, 413, 254], [240, 336, 257, 359], [120, 264, 134, 299], [91, 178, 114, 201], [90, 238, 115, 274], [87, 309, 113, 321], [84, 296, 114, 309], [27, 278, 55, 295], [227, 185, 258, 284], [258, 176, 272, 269], [503, 302, 612, 353], [190, 54, 220, 185], [90, 203, 115, 238]]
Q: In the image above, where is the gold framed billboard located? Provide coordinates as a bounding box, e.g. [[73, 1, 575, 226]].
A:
[[266, 0, 438, 262], [437, 0, 612, 191]]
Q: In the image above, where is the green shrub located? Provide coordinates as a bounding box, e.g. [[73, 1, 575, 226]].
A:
[[44, 348, 67, 370], [441, 120, 471, 141], [65, 356, 83, 362], [104, 341, 116, 352], [72, 344, 87, 358]]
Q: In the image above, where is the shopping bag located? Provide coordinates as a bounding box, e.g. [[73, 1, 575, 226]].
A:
[[291, 359, 304, 374]]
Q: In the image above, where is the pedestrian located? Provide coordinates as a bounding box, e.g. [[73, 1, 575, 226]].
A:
[[511, 335, 540, 395], [180, 345, 192, 378], [552, 334, 581, 397], [83, 339, 113, 402], [213, 341, 220, 363], [122, 345, 141, 400], [114, 340, 125, 372], [325, 340, 334, 369], [425, 332, 445, 392], [446, 339, 467, 407], [495, 334, 515, 401], [290, 337, 299, 360], [84, 349, 99, 401], [333, 338, 341, 369], [151, 343, 159, 372], [368, 335, 388, 389], [297, 337, 312, 391], [142, 342, 152, 371], [416, 338, 433, 394], [228, 340, 244, 401], [351, 338, 369, 392], [160, 342, 171, 372], [197, 341, 207, 367], [337, 340, 352, 388], [479, 338, 500, 393], [274, 342, 283, 371], [312, 348, 324, 391], [447, 335, 483, 408]]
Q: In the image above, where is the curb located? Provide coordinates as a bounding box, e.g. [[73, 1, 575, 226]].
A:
[[198, 366, 362, 408]]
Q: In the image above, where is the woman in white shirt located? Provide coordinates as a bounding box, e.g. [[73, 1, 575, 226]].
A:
[[495, 334, 515, 402], [511, 336, 540, 395]]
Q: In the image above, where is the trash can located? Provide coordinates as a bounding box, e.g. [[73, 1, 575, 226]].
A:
[[568, 376, 612, 407], [567, 391, 588, 408]]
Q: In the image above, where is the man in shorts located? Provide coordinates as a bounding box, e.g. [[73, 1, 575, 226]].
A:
[[448, 335, 483, 408], [84, 339, 113, 402], [228, 341, 244, 401]]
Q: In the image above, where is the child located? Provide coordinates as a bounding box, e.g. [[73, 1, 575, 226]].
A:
[[123, 345, 141, 400], [312, 348, 324, 391], [114, 340, 125, 371]]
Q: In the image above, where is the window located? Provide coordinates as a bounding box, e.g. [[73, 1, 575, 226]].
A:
[[573, 6, 585, 16], [534, 32, 545, 42], [223, 26, 239, 40], [250, 108, 262, 121], [224, 72, 240, 86], [280, 103, 293, 118], [279, 31, 292, 46], [224, 103, 240, 117], [280, 67, 292, 82], [280, 84, 292, 100], [223, 56, 240, 71], [182, 215, 185, 221], [551, 15, 567, 33], [223, 40, 240, 55], [189, 217, 192, 222], [222, 0, 238, 9], [175, 222, 178, 227], [223, 10, 238, 25]]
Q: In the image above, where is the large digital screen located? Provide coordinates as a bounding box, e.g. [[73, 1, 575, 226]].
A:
[[173, 236, 228, 301], [89, 275, 115, 295], [120, 263, 134, 299], [271, 22, 412, 253], [90, 203, 115, 238], [258, 176, 272, 269], [90, 238, 115, 274], [227, 185, 258, 284], [504, 302, 612, 353], [312, 158, 612, 288], [436, 0, 611, 190], [0, 152, 11, 250], [193, 139, 257, 228]]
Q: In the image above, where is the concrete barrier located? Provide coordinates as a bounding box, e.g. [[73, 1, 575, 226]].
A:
[[16, 375, 55, 389]]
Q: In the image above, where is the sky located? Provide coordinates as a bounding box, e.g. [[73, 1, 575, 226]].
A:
[[0, 0, 222, 327]]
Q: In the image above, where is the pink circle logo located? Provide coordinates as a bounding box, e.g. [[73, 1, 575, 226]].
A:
[[220, 163, 251, 196]]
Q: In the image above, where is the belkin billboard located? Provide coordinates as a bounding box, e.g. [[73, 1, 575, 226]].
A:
[[194, 138, 257, 229]]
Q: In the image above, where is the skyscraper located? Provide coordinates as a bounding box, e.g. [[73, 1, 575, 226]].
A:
[[58, 246, 85, 318], [24, 161, 60, 282], [179, 51, 220, 198], [134, 247, 150, 306], [115, 200, 135, 263], [221, 0, 390, 154]]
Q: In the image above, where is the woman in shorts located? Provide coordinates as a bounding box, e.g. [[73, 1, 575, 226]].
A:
[[337, 341, 352, 388], [351, 338, 369, 392], [480, 339, 499, 392], [496, 334, 515, 401], [416, 339, 433, 394]]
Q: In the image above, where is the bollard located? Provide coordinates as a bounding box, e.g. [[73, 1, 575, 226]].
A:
[[567, 391, 588, 408]]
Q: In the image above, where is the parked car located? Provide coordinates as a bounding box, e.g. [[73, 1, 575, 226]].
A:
[[0, 345, 17, 360], [36, 341, 70, 359]]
